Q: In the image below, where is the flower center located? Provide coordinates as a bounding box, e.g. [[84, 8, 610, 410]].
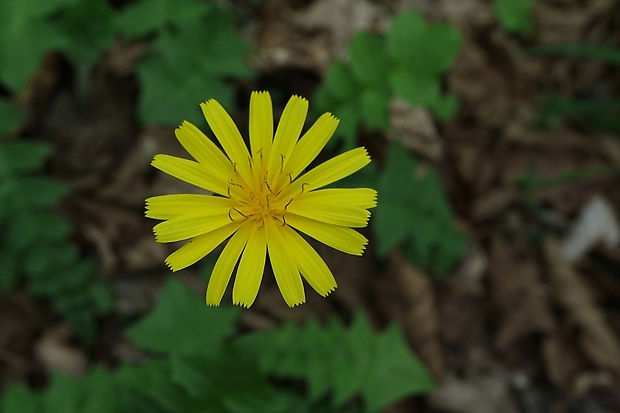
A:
[[229, 155, 292, 227]]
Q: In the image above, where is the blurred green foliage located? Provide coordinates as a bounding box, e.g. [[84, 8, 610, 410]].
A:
[[373, 142, 467, 276], [315, 11, 461, 148], [0, 0, 253, 124], [0, 279, 435, 413], [0, 0, 75, 91], [0, 99, 112, 343], [530, 44, 620, 135], [493, 0, 533, 34], [116, 0, 253, 125]]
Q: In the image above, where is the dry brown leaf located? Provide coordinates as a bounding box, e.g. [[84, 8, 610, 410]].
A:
[[253, 0, 384, 72], [389, 99, 443, 161], [34, 325, 88, 377], [541, 330, 588, 391], [544, 239, 620, 374], [471, 186, 520, 222], [376, 252, 443, 379], [489, 238, 555, 354]]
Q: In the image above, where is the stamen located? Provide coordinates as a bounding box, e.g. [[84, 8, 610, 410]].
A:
[[264, 178, 272, 193], [228, 207, 248, 221], [280, 154, 285, 172], [284, 198, 293, 210], [287, 173, 293, 183], [232, 162, 238, 174], [301, 183, 309, 194]]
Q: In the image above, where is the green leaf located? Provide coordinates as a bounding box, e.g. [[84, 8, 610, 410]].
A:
[[390, 69, 440, 108], [56, 0, 114, 65], [387, 11, 461, 75], [373, 198, 411, 257], [374, 142, 467, 275], [0, 383, 41, 413], [125, 278, 241, 355], [115, 0, 211, 38], [360, 88, 391, 130], [349, 32, 390, 89], [331, 102, 361, 150], [237, 311, 435, 412], [0, 99, 24, 132], [493, 0, 533, 34], [13, 176, 69, 208], [364, 324, 435, 412], [0, 0, 76, 91], [136, 12, 252, 125], [0, 140, 51, 176], [321, 61, 360, 102]]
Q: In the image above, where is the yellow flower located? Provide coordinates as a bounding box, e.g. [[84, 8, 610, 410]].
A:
[[146, 91, 376, 308]]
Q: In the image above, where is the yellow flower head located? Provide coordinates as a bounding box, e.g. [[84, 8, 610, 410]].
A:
[[146, 91, 376, 308]]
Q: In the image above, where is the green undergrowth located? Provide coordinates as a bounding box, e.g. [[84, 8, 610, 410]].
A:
[[492, 0, 533, 35], [0, 99, 112, 343], [0, 279, 435, 413], [530, 43, 620, 136], [372, 142, 467, 276], [115, 0, 253, 125], [314, 11, 461, 148], [0, 0, 253, 124]]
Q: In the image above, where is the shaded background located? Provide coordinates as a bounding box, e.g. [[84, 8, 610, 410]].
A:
[[1, 0, 620, 412]]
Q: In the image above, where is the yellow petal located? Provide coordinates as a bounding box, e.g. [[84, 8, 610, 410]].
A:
[[151, 154, 229, 196], [146, 194, 231, 220], [285, 213, 368, 256], [233, 224, 267, 307], [286, 202, 370, 228], [265, 219, 305, 307], [284, 112, 339, 180], [267, 95, 308, 174], [175, 121, 234, 183], [154, 211, 233, 243], [280, 225, 336, 296], [282, 147, 370, 199], [206, 221, 253, 306], [165, 221, 243, 271], [249, 91, 273, 161], [296, 188, 377, 209], [200, 99, 252, 183]]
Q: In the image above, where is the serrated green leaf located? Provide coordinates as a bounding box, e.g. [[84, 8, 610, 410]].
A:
[[373, 199, 411, 257], [322, 61, 360, 102], [349, 32, 390, 88], [13, 176, 68, 208], [385, 11, 427, 72], [56, 0, 114, 65], [125, 278, 240, 355], [387, 12, 461, 76], [360, 88, 390, 130], [0, 0, 75, 91], [331, 102, 361, 150], [0, 383, 41, 413], [363, 324, 435, 412], [493, 0, 533, 34], [390, 69, 440, 108], [250, 311, 435, 411], [0, 140, 51, 176], [374, 142, 466, 274], [115, 0, 211, 38], [0, 99, 24, 132]]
